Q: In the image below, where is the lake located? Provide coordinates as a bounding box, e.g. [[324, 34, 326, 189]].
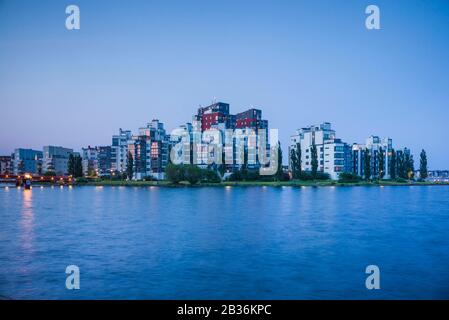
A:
[[0, 185, 448, 299]]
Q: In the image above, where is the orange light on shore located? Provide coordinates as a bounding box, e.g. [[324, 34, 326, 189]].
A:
[[24, 174, 32, 179]]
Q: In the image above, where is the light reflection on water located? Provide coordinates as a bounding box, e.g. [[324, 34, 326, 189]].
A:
[[20, 190, 34, 253]]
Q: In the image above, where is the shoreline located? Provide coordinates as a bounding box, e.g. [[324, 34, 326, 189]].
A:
[[72, 180, 449, 188]]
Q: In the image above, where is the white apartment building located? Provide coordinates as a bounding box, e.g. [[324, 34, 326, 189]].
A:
[[111, 128, 132, 173], [352, 136, 393, 179], [81, 146, 98, 176], [289, 122, 352, 180]]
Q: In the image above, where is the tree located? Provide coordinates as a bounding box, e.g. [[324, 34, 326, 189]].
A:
[[290, 143, 301, 179], [68, 154, 75, 176], [74, 155, 83, 178], [241, 146, 248, 178], [397, 151, 405, 179], [201, 168, 221, 183], [311, 143, 318, 179], [404, 152, 414, 180], [296, 143, 302, 178], [290, 148, 298, 179], [165, 163, 184, 184], [185, 165, 201, 184], [276, 141, 283, 180], [338, 172, 361, 183], [390, 149, 397, 180], [363, 148, 371, 181], [419, 149, 428, 180], [126, 151, 134, 180], [377, 147, 385, 180]]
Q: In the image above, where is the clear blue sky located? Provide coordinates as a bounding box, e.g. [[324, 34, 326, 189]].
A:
[[1, 0, 448, 169]]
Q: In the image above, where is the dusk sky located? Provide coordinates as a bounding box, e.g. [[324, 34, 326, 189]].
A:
[[1, 0, 448, 168]]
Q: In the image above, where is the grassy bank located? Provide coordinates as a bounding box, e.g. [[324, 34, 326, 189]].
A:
[[75, 179, 449, 187]]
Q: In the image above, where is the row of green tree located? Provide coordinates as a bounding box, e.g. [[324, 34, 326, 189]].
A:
[[165, 163, 221, 184]]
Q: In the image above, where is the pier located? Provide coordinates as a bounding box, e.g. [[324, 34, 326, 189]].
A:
[[0, 174, 73, 186]]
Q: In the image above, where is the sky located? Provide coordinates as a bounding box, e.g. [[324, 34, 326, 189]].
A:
[[0, 0, 448, 169]]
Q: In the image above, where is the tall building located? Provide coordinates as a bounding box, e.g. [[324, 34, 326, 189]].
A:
[[289, 122, 352, 180], [189, 102, 270, 171], [170, 123, 194, 165], [11, 148, 43, 175], [81, 146, 98, 176], [111, 128, 132, 173], [42, 146, 74, 175], [82, 146, 113, 176], [97, 146, 112, 176], [0, 156, 12, 174], [128, 119, 169, 180], [352, 136, 393, 179], [196, 102, 233, 131], [233, 108, 269, 170], [235, 108, 268, 131]]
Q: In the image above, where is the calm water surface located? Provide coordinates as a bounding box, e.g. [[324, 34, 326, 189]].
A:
[[0, 185, 448, 299]]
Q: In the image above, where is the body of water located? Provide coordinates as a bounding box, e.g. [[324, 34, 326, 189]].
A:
[[0, 185, 448, 299]]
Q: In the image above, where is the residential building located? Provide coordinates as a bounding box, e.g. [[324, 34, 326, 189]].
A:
[[81, 146, 98, 176], [0, 156, 12, 174], [196, 102, 233, 131], [42, 146, 74, 175], [189, 102, 270, 172], [97, 146, 112, 176], [11, 148, 43, 175], [127, 135, 147, 179], [128, 119, 169, 180], [235, 108, 268, 131], [82, 146, 113, 176], [111, 128, 132, 173], [352, 136, 393, 179], [170, 123, 194, 165], [289, 122, 352, 180]]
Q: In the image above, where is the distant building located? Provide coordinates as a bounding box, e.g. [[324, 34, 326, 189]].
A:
[[11, 148, 43, 175], [0, 156, 12, 174], [111, 128, 132, 174], [42, 146, 74, 175], [290, 122, 352, 180], [425, 170, 449, 182]]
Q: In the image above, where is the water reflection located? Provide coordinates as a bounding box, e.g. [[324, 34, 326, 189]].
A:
[[20, 190, 34, 253]]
